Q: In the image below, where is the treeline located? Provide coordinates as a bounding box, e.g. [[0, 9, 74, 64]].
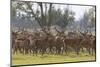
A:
[[11, 1, 95, 33]]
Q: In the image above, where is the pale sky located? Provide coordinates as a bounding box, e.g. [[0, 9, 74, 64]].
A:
[[52, 4, 93, 21], [23, 0, 95, 21], [15, 1, 95, 21], [67, 5, 93, 20], [34, 3, 93, 21]]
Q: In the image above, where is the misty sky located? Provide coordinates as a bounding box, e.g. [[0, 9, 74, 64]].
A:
[[32, 3, 93, 21], [53, 4, 93, 21], [15, 1, 94, 21], [68, 5, 92, 21]]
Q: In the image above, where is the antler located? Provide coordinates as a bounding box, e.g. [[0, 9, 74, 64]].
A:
[[79, 30, 86, 36], [40, 27, 50, 36], [84, 29, 88, 34], [54, 27, 61, 34]]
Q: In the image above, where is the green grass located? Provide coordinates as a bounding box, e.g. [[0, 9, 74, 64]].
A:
[[12, 52, 95, 66]]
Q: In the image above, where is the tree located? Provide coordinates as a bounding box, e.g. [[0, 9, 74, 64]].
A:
[[12, 1, 75, 34], [61, 8, 75, 29], [12, 1, 54, 33], [53, 7, 75, 31], [11, 1, 17, 17], [80, 6, 96, 31], [88, 7, 96, 28]]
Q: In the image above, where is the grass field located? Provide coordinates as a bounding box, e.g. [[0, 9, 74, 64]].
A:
[[12, 52, 96, 66]]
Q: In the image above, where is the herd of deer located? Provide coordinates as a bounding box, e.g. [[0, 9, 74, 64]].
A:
[[11, 28, 96, 56]]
